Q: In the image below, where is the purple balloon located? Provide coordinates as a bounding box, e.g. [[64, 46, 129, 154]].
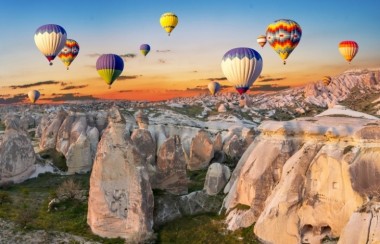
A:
[[96, 54, 124, 71]]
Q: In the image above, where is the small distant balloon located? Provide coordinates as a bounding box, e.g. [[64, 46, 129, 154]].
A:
[[338, 40, 358, 64], [28, 90, 40, 103], [34, 24, 67, 65], [322, 76, 331, 86], [160, 12, 178, 36], [266, 19, 302, 65], [221, 47, 263, 95], [96, 54, 124, 89], [208, 81, 221, 96], [257, 35, 267, 48], [140, 44, 151, 56], [58, 39, 80, 70]]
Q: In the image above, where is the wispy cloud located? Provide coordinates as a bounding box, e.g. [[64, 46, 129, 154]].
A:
[[9, 80, 59, 89], [61, 85, 88, 90], [156, 49, 171, 53], [251, 84, 290, 92], [120, 53, 136, 59], [206, 77, 227, 81], [118, 75, 140, 80], [119, 90, 134, 93], [44, 93, 98, 102], [258, 76, 286, 82], [158, 59, 166, 64], [87, 53, 101, 58], [0, 94, 26, 104]]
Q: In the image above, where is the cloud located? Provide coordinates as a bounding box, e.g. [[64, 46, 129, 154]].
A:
[[117, 75, 140, 80], [251, 84, 290, 92], [0, 94, 26, 104], [9, 80, 60, 89], [258, 77, 286, 82], [120, 53, 136, 59], [61, 85, 88, 90], [118, 90, 134, 93], [156, 49, 171, 53], [206, 77, 227, 81], [45, 93, 98, 102], [158, 59, 166, 64], [87, 53, 101, 57]]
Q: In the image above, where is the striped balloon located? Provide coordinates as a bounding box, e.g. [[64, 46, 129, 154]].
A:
[[34, 24, 67, 65], [160, 12, 178, 36], [58, 39, 80, 70], [338, 41, 358, 63], [257, 35, 267, 48], [266, 19, 302, 64], [96, 54, 124, 88], [208, 81, 221, 96], [221, 47, 263, 95], [322, 76, 332, 86], [28, 90, 40, 104], [140, 44, 151, 56]]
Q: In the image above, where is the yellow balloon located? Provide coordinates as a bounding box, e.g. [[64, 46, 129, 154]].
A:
[[160, 12, 178, 36]]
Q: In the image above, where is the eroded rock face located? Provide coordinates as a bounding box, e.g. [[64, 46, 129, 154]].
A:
[[131, 129, 156, 181], [204, 163, 230, 196], [87, 116, 154, 242], [188, 129, 214, 171], [65, 133, 92, 174], [0, 115, 36, 185], [39, 109, 67, 150], [135, 110, 149, 129], [156, 135, 188, 195], [223, 117, 380, 243], [338, 202, 380, 244]]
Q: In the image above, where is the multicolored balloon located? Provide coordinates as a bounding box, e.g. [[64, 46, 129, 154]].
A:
[[96, 54, 124, 89], [160, 12, 178, 36], [322, 76, 332, 86], [221, 47, 263, 95], [34, 24, 67, 65], [266, 19, 302, 65], [28, 90, 40, 104], [58, 39, 80, 70], [257, 35, 267, 48], [208, 81, 221, 96], [338, 40, 358, 63], [140, 44, 151, 56]]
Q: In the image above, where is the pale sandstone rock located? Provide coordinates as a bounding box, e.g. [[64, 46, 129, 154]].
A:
[[0, 115, 36, 185], [65, 133, 92, 174], [131, 129, 156, 181], [188, 129, 214, 171], [135, 110, 149, 129], [87, 117, 154, 242], [204, 163, 230, 196], [223, 116, 380, 243], [39, 109, 67, 150], [156, 135, 188, 195]]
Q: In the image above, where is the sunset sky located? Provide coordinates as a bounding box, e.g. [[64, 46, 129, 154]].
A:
[[1, 0, 380, 103]]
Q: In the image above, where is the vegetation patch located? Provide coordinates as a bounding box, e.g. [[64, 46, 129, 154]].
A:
[[156, 213, 259, 243], [187, 169, 208, 192], [343, 145, 354, 154], [0, 122, 5, 131]]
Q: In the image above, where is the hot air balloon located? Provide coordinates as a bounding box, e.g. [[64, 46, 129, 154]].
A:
[[257, 35, 267, 48], [34, 24, 67, 65], [28, 90, 40, 104], [160, 12, 178, 36], [221, 47, 263, 95], [322, 76, 331, 86], [338, 41, 358, 63], [266, 19, 302, 65], [96, 54, 124, 89], [58, 39, 80, 70], [140, 44, 151, 56], [208, 81, 221, 96]]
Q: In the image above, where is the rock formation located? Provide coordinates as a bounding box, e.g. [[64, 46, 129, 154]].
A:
[[187, 129, 214, 171], [156, 135, 188, 195], [135, 110, 149, 129], [131, 129, 156, 180], [204, 163, 230, 195], [87, 107, 154, 242], [0, 115, 36, 185], [223, 116, 380, 243], [39, 109, 67, 150]]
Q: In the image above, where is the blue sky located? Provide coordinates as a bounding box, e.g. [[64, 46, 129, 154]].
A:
[[0, 0, 380, 100]]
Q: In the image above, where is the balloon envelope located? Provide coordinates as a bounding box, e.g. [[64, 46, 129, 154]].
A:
[[58, 39, 80, 70], [221, 47, 263, 95], [34, 24, 67, 65], [140, 44, 151, 56], [257, 35, 267, 48], [160, 12, 178, 36], [266, 19, 302, 64], [208, 81, 221, 95], [322, 76, 332, 86], [28, 90, 40, 103], [96, 54, 124, 88], [339, 40, 358, 63]]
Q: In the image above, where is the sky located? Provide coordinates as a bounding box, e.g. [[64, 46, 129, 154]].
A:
[[1, 0, 380, 103]]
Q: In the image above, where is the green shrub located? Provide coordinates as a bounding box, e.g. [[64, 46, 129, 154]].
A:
[[0, 191, 12, 205]]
